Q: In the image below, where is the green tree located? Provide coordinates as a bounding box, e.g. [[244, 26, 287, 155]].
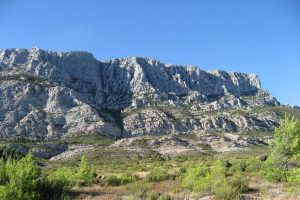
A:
[[272, 115, 300, 159], [77, 154, 93, 184], [262, 115, 300, 182], [0, 153, 39, 200]]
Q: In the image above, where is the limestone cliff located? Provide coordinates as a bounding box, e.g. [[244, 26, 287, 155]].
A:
[[0, 48, 279, 140]]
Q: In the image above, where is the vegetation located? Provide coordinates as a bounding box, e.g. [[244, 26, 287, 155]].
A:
[[0, 153, 39, 200], [181, 160, 248, 199], [145, 170, 172, 183], [77, 155, 93, 184], [104, 174, 137, 186], [262, 115, 300, 183], [57, 134, 116, 145], [1, 113, 300, 199], [0, 145, 25, 160], [0, 153, 93, 200]]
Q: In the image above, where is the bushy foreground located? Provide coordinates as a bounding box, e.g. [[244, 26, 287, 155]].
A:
[[0, 154, 93, 200], [261, 115, 300, 192], [181, 160, 248, 200], [0, 153, 39, 199]]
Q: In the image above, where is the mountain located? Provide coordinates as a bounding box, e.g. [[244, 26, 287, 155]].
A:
[[0, 48, 281, 141]]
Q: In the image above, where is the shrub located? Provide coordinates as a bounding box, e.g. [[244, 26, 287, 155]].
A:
[[105, 175, 122, 186], [0, 159, 7, 185], [182, 164, 214, 192], [159, 193, 172, 200], [147, 192, 160, 200], [228, 160, 246, 174], [37, 176, 71, 200], [213, 183, 239, 200], [77, 155, 93, 185], [126, 181, 151, 197], [52, 166, 77, 190], [104, 174, 137, 186], [120, 174, 137, 184], [286, 168, 300, 193], [261, 154, 288, 182], [145, 170, 171, 183], [245, 157, 263, 173], [0, 153, 94, 200], [272, 115, 300, 159], [0, 146, 24, 161], [182, 160, 248, 198], [212, 169, 248, 200], [230, 172, 248, 193], [0, 153, 39, 200], [211, 161, 233, 199], [262, 115, 300, 183]]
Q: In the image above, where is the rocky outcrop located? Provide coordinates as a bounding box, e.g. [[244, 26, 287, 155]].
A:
[[0, 48, 280, 140], [122, 107, 280, 136], [8, 143, 68, 159]]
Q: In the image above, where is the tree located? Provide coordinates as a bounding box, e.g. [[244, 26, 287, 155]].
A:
[[77, 154, 93, 184], [272, 115, 300, 160], [262, 115, 300, 182], [0, 153, 40, 200]]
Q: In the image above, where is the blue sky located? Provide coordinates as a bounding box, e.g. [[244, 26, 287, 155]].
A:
[[0, 0, 299, 105]]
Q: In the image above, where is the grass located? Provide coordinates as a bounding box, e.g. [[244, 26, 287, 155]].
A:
[[104, 174, 137, 186], [126, 181, 151, 197], [55, 133, 116, 145], [132, 138, 150, 148], [145, 170, 172, 183]]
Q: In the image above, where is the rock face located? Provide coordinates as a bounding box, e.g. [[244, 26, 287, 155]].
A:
[[0, 48, 280, 140]]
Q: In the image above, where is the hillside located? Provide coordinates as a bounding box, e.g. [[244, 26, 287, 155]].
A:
[[0, 48, 280, 141]]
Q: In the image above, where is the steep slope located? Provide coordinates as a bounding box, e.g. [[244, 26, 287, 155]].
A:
[[0, 48, 280, 140]]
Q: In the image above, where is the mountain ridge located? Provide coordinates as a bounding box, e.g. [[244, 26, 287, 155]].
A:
[[0, 48, 280, 140]]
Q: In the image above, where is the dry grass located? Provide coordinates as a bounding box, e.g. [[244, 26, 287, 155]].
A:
[[71, 181, 300, 200], [72, 184, 127, 200]]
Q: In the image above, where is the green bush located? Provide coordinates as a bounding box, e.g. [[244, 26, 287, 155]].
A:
[[52, 166, 77, 190], [182, 160, 248, 199], [262, 115, 300, 183], [261, 154, 288, 182], [286, 168, 300, 193], [230, 172, 249, 193], [145, 170, 171, 183], [104, 174, 137, 186], [0, 153, 93, 200], [211, 161, 233, 199], [77, 155, 93, 185], [147, 192, 160, 200], [37, 176, 71, 200], [0, 146, 25, 161], [182, 161, 227, 193], [0, 153, 39, 200], [0, 159, 8, 185], [228, 160, 246, 174], [213, 183, 238, 200], [245, 157, 263, 173], [105, 175, 122, 186], [272, 115, 300, 159], [120, 174, 137, 184], [212, 170, 248, 200], [182, 164, 213, 192]]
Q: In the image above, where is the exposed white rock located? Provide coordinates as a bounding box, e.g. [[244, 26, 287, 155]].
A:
[[0, 48, 280, 140]]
